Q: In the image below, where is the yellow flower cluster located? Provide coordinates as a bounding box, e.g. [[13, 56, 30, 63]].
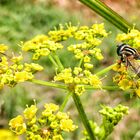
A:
[[22, 35, 63, 60], [22, 23, 108, 61], [99, 104, 129, 124], [68, 24, 107, 67], [48, 23, 78, 42], [113, 63, 140, 97], [54, 67, 102, 96], [82, 104, 129, 140], [9, 103, 77, 140], [0, 47, 43, 88], [116, 29, 140, 49]]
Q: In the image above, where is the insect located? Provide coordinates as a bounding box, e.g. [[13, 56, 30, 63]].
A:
[[117, 43, 140, 78]]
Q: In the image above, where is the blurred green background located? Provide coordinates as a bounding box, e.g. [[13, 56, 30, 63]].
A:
[[0, 0, 140, 140]]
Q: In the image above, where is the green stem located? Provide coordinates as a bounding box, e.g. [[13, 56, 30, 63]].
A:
[[79, 0, 135, 33], [53, 53, 64, 71], [31, 79, 119, 91], [48, 55, 59, 69], [78, 58, 84, 67], [31, 79, 66, 89], [60, 92, 72, 111], [84, 85, 120, 91], [95, 63, 117, 76], [72, 93, 96, 140]]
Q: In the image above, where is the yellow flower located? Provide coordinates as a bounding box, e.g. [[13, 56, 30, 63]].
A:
[[116, 29, 140, 49], [73, 67, 82, 75], [0, 129, 19, 140], [50, 121, 59, 129], [54, 68, 73, 84], [118, 79, 132, 90], [60, 119, 77, 132], [92, 23, 108, 37], [112, 63, 126, 72], [93, 48, 104, 60], [52, 134, 64, 140], [89, 75, 102, 87], [24, 105, 38, 120], [135, 88, 140, 97], [0, 44, 8, 53], [83, 70, 91, 77], [56, 112, 69, 120], [24, 63, 43, 72], [11, 53, 23, 63], [14, 71, 33, 82], [73, 77, 81, 84], [0, 56, 8, 66], [84, 56, 91, 63], [84, 63, 93, 69], [75, 85, 85, 96], [44, 103, 59, 112], [39, 48, 50, 56], [22, 35, 48, 51], [9, 115, 26, 135]]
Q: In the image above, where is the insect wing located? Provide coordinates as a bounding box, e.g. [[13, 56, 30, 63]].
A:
[[127, 59, 140, 78]]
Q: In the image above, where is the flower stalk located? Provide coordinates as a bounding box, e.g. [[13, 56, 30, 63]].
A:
[[79, 0, 134, 32], [60, 92, 72, 111], [48, 55, 59, 69], [31, 79, 67, 89], [72, 93, 96, 140], [53, 52, 64, 71], [96, 63, 117, 76]]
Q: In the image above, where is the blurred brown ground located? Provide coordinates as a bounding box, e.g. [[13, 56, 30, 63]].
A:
[[40, 0, 140, 18]]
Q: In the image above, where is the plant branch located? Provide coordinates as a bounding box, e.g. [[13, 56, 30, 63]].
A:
[[31, 79, 67, 89], [48, 55, 59, 69], [79, 0, 136, 33], [60, 92, 72, 111], [95, 63, 117, 76], [53, 53, 64, 71], [78, 58, 84, 67], [84, 85, 120, 91], [72, 93, 96, 140], [31, 79, 119, 91]]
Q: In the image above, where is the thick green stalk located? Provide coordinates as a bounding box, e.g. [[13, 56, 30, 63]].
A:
[[31, 79, 66, 89], [79, 0, 135, 33], [72, 93, 96, 140], [95, 63, 117, 76]]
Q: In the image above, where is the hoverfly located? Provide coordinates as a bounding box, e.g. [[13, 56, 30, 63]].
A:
[[117, 43, 140, 78]]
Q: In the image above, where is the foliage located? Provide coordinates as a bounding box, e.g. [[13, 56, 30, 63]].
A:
[[0, 0, 140, 140], [0, 23, 136, 139]]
